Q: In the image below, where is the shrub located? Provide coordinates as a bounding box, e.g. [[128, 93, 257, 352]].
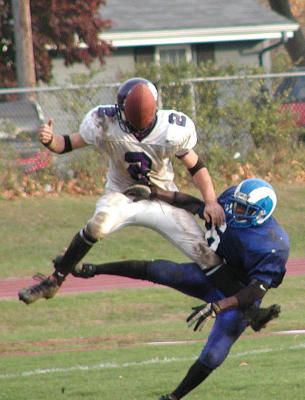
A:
[[1, 61, 304, 198]]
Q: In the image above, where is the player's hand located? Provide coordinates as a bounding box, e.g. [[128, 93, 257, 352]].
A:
[[123, 184, 152, 201], [186, 302, 219, 331], [203, 200, 225, 227], [39, 119, 54, 146]]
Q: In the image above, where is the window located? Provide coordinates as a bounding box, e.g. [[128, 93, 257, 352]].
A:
[[156, 45, 192, 65], [135, 47, 154, 64], [195, 43, 215, 64], [134, 44, 215, 67]]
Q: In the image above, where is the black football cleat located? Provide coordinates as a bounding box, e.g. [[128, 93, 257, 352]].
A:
[[18, 273, 64, 305], [245, 304, 281, 332], [71, 262, 96, 278]]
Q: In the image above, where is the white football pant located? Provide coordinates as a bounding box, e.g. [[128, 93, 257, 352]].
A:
[[85, 191, 221, 269]]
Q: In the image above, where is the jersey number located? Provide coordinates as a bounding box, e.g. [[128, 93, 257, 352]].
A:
[[125, 152, 152, 184], [205, 223, 227, 252], [169, 112, 186, 127]]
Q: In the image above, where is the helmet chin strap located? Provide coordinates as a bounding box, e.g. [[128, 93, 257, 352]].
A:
[[116, 101, 157, 138], [132, 116, 157, 139]]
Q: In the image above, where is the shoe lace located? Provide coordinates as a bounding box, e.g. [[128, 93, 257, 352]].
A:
[[28, 273, 56, 295], [32, 272, 47, 282]]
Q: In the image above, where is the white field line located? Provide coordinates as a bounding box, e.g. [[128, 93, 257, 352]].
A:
[[1, 342, 304, 380], [147, 330, 305, 345]]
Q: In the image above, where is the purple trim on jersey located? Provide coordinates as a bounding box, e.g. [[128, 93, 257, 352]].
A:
[[97, 106, 118, 118], [132, 116, 157, 141], [175, 151, 190, 159]]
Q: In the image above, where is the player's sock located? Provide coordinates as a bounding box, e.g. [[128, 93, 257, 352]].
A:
[[54, 229, 96, 277], [171, 359, 212, 399], [91, 260, 148, 280]]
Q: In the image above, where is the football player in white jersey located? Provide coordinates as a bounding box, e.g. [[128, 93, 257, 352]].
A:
[[19, 77, 225, 305]]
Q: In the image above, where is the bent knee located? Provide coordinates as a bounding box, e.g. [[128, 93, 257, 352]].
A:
[[199, 345, 228, 370], [85, 211, 109, 241]]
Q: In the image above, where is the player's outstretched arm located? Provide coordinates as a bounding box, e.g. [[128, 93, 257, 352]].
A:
[[39, 119, 87, 153], [186, 279, 279, 332], [179, 149, 225, 226], [123, 184, 203, 214]]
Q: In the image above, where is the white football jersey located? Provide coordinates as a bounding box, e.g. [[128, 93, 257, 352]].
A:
[[79, 106, 197, 192]]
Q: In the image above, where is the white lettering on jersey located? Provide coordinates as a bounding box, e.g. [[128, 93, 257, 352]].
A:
[[205, 222, 227, 252]]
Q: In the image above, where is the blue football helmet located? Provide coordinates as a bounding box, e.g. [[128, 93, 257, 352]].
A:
[[225, 178, 277, 228]]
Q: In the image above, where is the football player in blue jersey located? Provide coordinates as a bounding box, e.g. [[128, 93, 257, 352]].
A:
[[71, 178, 289, 400]]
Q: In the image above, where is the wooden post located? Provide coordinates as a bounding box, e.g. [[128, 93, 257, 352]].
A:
[[11, 0, 36, 92]]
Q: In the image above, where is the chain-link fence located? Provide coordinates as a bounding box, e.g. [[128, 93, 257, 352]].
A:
[[0, 71, 305, 151], [1, 71, 304, 198]]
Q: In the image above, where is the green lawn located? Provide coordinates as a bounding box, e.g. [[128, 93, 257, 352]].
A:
[[0, 184, 304, 399], [1, 334, 304, 400], [0, 275, 304, 399], [1, 182, 304, 279]]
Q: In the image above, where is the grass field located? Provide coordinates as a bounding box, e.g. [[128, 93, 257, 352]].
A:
[[1, 275, 304, 400], [0, 183, 304, 399], [1, 182, 305, 279]]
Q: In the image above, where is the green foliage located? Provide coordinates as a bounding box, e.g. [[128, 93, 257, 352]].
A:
[[0, 143, 24, 195], [0, 141, 107, 199], [0, 118, 19, 136], [50, 69, 114, 132], [63, 147, 108, 193], [128, 61, 305, 185], [0, 0, 111, 86], [250, 95, 297, 150], [1, 62, 305, 197]]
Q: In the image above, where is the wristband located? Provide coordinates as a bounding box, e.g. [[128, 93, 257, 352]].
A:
[[42, 136, 53, 148], [150, 186, 158, 199], [213, 301, 222, 313], [236, 280, 268, 310]]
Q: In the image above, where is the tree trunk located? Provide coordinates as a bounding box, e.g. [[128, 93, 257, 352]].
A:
[[268, 0, 305, 66], [12, 0, 36, 90]]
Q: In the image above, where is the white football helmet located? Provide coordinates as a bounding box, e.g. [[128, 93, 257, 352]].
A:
[[225, 178, 277, 228], [116, 77, 158, 133]]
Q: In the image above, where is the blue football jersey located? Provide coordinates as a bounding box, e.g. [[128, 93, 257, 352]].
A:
[[202, 187, 290, 288]]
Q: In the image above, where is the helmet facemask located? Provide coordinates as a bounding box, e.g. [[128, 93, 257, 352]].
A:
[[116, 104, 135, 133], [225, 179, 277, 228], [116, 78, 157, 135], [225, 196, 265, 228]]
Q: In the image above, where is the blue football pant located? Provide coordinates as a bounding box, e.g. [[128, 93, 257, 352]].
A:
[[146, 260, 248, 369]]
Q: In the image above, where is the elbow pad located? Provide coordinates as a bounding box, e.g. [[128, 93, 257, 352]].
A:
[[235, 279, 268, 310], [188, 157, 206, 176]]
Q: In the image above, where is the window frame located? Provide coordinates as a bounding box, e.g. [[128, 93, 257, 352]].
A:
[[155, 44, 192, 65]]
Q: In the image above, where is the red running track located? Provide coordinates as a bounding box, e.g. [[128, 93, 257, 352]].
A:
[[0, 258, 304, 300]]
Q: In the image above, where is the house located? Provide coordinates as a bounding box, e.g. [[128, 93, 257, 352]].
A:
[[0, 0, 299, 136], [51, 0, 299, 84]]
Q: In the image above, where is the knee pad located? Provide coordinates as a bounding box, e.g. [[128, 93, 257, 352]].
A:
[[85, 211, 108, 241]]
